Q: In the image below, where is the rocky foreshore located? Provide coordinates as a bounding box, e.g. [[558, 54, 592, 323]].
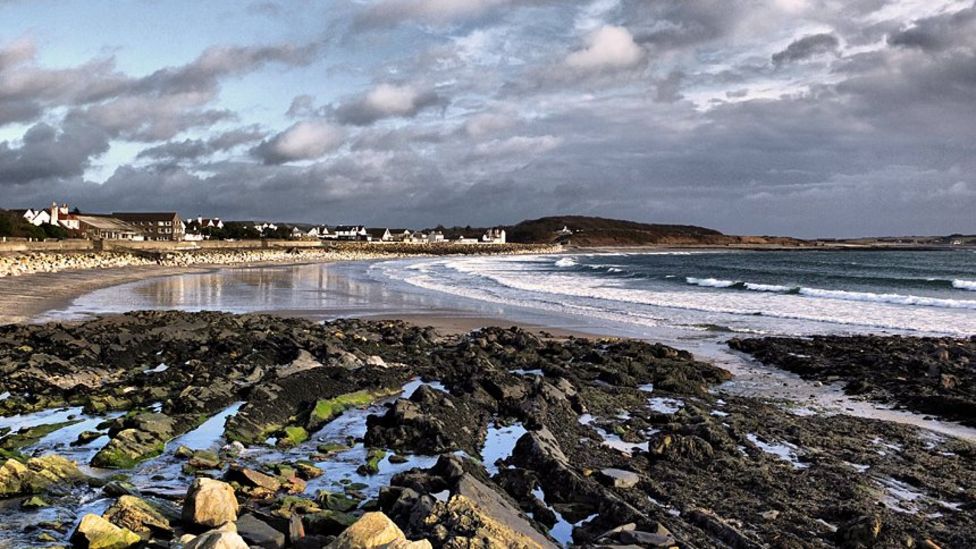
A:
[[0, 312, 973, 547], [730, 335, 976, 427], [0, 242, 557, 278]]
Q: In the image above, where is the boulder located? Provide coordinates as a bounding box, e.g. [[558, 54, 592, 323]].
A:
[[327, 512, 429, 549], [597, 468, 641, 489], [237, 514, 286, 549], [0, 455, 84, 497], [183, 478, 240, 529], [91, 428, 167, 469], [226, 465, 281, 492], [452, 474, 557, 548], [184, 523, 249, 549], [102, 495, 171, 538], [70, 513, 141, 549]]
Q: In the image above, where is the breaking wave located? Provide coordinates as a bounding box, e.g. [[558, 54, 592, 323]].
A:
[[686, 277, 976, 310], [953, 279, 976, 291]]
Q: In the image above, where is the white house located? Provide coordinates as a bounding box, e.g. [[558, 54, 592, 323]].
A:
[[556, 226, 573, 237], [26, 209, 51, 226], [194, 217, 224, 229], [334, 225, 367, 240], [427, 231, 446, 243], [254, 222, 278, 236], [389, 229, 413, 242], [482, 228, 506, 244], [366, 228, 392, 242]]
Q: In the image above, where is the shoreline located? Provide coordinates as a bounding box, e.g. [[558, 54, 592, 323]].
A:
[[0, 259, 334, 326], [0, 244, 558, 325]]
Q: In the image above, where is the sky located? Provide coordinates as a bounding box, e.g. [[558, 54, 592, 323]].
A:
[[1, 0, 974, 238]]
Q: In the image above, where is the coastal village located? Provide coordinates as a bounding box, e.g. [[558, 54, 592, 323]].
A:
[[1, 203, 508, 245]]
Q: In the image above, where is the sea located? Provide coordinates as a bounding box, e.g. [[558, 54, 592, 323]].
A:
[[48, 249, 976, 339], [376, 249, 976, 338]]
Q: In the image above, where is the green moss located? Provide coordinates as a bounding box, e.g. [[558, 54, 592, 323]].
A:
[[91, 441, 165, 470], [0, 420, 82, 450], [316, 442, 349, 455], [277, 426, 309, 448], [356, 448, 387, 476], [308, 389, 397, 431]]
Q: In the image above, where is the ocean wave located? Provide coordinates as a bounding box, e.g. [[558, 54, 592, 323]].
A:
[[685, 277, 976, 309], [554, 257, 577, 268], [382, 257, 976, 335], [953, 279, 976, 291], [797, 288, 976, 309], [686, 277, 738, 288]]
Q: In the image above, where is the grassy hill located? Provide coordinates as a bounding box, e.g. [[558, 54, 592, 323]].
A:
[[506, 216, 807, 247]]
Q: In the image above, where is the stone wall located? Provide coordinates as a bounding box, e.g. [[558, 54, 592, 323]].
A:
[[0, 242, 558, 278]]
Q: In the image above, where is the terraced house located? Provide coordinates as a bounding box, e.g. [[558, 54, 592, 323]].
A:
[[113, 212, 184, 241]]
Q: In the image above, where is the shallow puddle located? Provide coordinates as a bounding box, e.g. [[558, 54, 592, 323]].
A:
[[482, 422, 527, 476]]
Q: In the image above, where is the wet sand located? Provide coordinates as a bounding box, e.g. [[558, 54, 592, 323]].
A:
[[0, 264, 212, 325]]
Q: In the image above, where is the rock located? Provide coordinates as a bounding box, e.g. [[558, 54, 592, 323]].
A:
[[70, 514, 141, 549], [184, 523, 249, 549], [182, 478, 240, 529], [279, 350, 323, 378], [0, 458, 31, 497], [597, 468, 640, 489], [226, 465, 281, 492], [102, 495, 171, 538], [327, 512, 412, 549], [188, 450, 221, 470], [687, 508, 763, 549], [289, 514, 305, 543], [22, 495, 48, 509], [358, 448, 387, 475], [220, 441, 246, 459], [74, 430, 104, 446], [0, 455, 84, 497], [451, 474, 558, 548], [237, 514, 286, 549], [304, 510, 358, 537], [318, 490, 361, 512], [295, 461, 324, 480], [837, 514, 882, 548], [91, 428, 167, 469], [102, 480, 138, 498], [619, 529, 677, 547]]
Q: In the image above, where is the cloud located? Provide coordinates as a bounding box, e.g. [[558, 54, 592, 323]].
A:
[[137, 126, 267, 161], [0, 121, 109, 186], [333, 84, 442, 126], [355, 0, 532, 28], [463, 111, 517, 138], [252, 120, 345, 164], [887, 4, 976, 52], [565, 25, 644, 71], [772, 33, 840, 65], [471, 135, 562, 158]]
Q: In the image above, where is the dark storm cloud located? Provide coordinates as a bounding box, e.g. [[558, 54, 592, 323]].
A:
[[887, 3, 976, 52], [0, 38, 321, 142], [772, 33, 840, 65], [136, 126, 266, 161], [0, 121, 109, 185]]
